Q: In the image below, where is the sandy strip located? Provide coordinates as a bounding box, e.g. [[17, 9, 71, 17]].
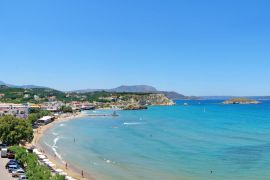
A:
[[0, 157, 14, 180], [31, 112, 95, 180]]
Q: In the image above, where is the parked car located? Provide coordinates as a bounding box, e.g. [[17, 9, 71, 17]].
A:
[[5, 159, 19, 169], [27, 147, 34, 153], [0, 142, 7, 150], [1, 148, 8, 158], [12, 168, 25, 177], [8, 164, 20, 173], [7, 150, 15, 159], [19, 175, 28, 180], [32, 124, 39, 129]]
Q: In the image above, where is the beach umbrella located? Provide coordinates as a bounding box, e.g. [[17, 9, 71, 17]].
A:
[[65, 176, 74, 180], [44, 161, 51, 165], [60, 172, 68, 176], [35, 151, 43, 155], [55, 169, 64, 173], [48, 163, 56, 167], [44, 160, 52, 165], [38, 155, 47, 159], [33, 149, 43, 154], [43, 159, 51, 163]]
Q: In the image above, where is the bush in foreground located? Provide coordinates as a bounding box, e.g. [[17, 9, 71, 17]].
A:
[[9, 146, 65, 180]]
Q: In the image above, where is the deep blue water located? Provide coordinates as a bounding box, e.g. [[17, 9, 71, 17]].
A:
[[40, 100, 270, 180]]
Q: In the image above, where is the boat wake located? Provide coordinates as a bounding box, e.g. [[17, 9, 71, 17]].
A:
[[104, 158, 116, 164], [123, 122, 146, 125]]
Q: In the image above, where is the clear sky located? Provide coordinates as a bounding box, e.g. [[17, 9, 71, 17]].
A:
[[1, 0, 270, 96]]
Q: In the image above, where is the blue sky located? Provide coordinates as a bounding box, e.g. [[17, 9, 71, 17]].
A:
[[0, 0, 270, 96]]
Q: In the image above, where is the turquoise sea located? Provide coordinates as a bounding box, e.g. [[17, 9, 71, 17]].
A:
[[39, 100, 270, 180]]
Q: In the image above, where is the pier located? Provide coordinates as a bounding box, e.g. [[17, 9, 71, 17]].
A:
[[88, 111, 118, 117]]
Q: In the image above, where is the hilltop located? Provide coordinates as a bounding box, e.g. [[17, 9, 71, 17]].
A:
[[0, 81, 194, 100], [0, 80, 46, 89], [0, 85, 174, 106], [73, 85, 190, 100]]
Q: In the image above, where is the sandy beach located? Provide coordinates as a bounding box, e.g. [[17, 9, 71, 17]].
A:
[[31, 112, 95, 180]]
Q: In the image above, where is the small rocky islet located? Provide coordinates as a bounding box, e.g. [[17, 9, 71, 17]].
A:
[[223, 98, 261, 104]]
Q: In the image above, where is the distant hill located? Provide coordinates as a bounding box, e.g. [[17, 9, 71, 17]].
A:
[[74, 85, 158, 93], [0, 80, 46, 89], [160, 91, 186, 100], [109, 85, 157, 93], [0, 81, 197, 100], [73, 85, 190, 100], [0, 81, 14, 87]]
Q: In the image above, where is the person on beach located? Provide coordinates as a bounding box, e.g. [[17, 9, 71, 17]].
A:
[[74, 138, 76, 143], [81, 170, 84, 178], [65, 163, 68, 169]]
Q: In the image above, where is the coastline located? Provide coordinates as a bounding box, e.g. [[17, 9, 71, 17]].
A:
[[31, 112, 95, 180], [30, 106, 174, 180]]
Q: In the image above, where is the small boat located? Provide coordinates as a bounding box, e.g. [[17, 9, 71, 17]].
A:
[[183, 103, 189, 106]]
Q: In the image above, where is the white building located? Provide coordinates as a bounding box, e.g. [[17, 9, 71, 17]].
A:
[[36, 116, 54, 125], [0, 103, 29, 119]]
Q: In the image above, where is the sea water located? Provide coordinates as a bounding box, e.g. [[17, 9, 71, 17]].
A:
[[39, 100, 270, 180]]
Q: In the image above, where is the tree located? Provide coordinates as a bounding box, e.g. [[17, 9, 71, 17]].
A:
[[60, 105, 73, 113], [0, 116, 33, 145], [28, 109, 51, 124], [28, 113, 39, 124]]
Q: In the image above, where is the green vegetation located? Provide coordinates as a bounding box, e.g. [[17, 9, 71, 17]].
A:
[[0, 116, 33, 145], [0, 86, 153, 103], [0, 87, 69, 103], [59, 105, 73, 113], [28, 108, 51, 124], [9, 146, 65, 180]]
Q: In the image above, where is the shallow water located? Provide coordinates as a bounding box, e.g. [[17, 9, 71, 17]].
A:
[[40, 100, 270, 180]]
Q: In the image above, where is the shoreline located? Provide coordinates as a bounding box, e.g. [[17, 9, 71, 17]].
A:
[[31, 112, 95, 180], [30, 106, 174, 180]]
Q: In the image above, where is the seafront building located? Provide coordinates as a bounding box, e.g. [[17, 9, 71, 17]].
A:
[[67, 101, 95, 111], [41, 101, 64, 112], [36, 116, 54, 125], [0, 103, 29, 119]]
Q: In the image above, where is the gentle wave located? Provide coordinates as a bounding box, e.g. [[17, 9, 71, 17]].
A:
[[52, 132, 58, 136], [52, 137, 64, 163], [59, 123, 66, 127]]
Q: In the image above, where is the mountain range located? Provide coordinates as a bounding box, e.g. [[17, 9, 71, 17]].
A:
[[73, 85, 188, 100], [73, 85, 157, 93], [0, 81, 46, 89], [0, 81, 188, 100]]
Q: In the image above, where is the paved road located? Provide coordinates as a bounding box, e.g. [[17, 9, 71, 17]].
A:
[[0, 157, 14, 180]]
